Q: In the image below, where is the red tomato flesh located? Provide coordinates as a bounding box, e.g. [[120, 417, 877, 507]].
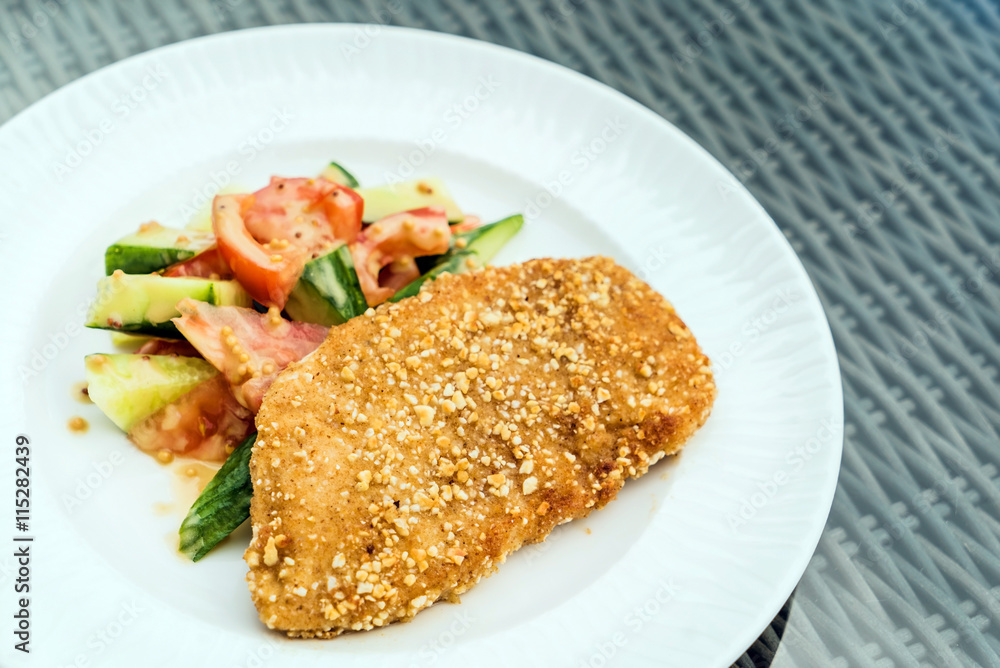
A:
[[350, 206, 451, 305], [128, 375, 253, 462], [172, 298, 328, 413]]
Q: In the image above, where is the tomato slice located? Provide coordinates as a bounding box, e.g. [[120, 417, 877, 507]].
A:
[[162, 246, 234, 280], [128, 375, 253, 462], [213, 194, 306, 307], [242, 176, 364, 256], [350, 206, 451, 305], [172, 298, 328, 412]]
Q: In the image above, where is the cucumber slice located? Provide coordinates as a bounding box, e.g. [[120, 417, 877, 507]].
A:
[[390, 214, 523, 302], [319, 161, 360, 189], [105, 223, 214, 275], [109, 332, 152, 349], [359, 177, 463, 223], [84, 353, 218, 431], [85, 273, 251, 337], [284, 245, 369, 326], [179, 433, 256, 561]]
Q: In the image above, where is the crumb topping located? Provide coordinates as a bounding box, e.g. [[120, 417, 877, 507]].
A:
[[244, 256, 715, 637]]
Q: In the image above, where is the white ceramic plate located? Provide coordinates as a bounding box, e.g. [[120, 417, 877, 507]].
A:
[[0, 25, 842, 668]]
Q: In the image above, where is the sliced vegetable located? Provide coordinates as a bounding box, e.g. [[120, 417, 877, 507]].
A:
[[172, 299, 328, 412], [129, 375, 253, 462], [104, 222, 215, 275], [319, 161, 360, 189], [85, 273, 251, 337], [178, 433, 256, 561], [284, 245, 369, 326], [84, 353, 218, 431], [109, 331, 151, 349], [350, 206, 451, 306], [359, 177, 463, 224], [390, 213, 523, 302], [213, 194, 307, 308], [162, 247, 234, 280], [241, 176, 364, 254]]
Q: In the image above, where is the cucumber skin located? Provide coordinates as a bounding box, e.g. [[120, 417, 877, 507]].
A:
[[104, 226, 214, 275], [284, 245, 369, 326], [321, 161, 360, 189], [85, 275, 249, 338], [105, 247, 199, 276], [389, 214, 523, 302], [179, 433, 256, 562]]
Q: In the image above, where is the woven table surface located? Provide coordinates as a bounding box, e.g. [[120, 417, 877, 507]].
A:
[[2, 0, 999, 666]]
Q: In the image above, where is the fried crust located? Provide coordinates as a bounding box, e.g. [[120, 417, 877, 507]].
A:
[[245, 256, 715, 636]]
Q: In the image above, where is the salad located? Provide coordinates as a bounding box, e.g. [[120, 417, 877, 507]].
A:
[[82, 162, 523, 560]]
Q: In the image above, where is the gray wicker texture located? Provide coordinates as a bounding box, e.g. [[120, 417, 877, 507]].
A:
[[2, 0, 999, 666]]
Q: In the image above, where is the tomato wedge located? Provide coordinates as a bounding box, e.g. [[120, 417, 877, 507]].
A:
[[213, 194, 306, 307], [162, 246, 234, 280], [243, 176, 364, 255], [350, 206, 452, 305], [212, 178, 364, 307], [172, 298, 328, 412], [128, 375, 253, 462]]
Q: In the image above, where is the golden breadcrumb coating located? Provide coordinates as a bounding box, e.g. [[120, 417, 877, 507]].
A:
[[244, 256, 715, 637]]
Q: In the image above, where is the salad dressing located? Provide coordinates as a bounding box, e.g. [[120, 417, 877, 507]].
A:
[[72, 381, 92, 403], [67, 416, 89, 433]]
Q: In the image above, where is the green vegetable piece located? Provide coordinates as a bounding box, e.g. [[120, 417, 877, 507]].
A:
[[359, 177, 463, 223], [104, 223, 214, 275], [179, 433, 256, 562], [85, 274, 250, 338], [84, 353, 218, 431], [319, 161, 360, 188], [284, 245, 369, 326]]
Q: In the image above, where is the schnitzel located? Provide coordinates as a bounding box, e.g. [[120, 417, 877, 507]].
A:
[[244, 256, 715, 636]]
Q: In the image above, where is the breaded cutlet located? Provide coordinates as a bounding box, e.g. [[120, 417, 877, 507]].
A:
[[244, 256, 715, 636]]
